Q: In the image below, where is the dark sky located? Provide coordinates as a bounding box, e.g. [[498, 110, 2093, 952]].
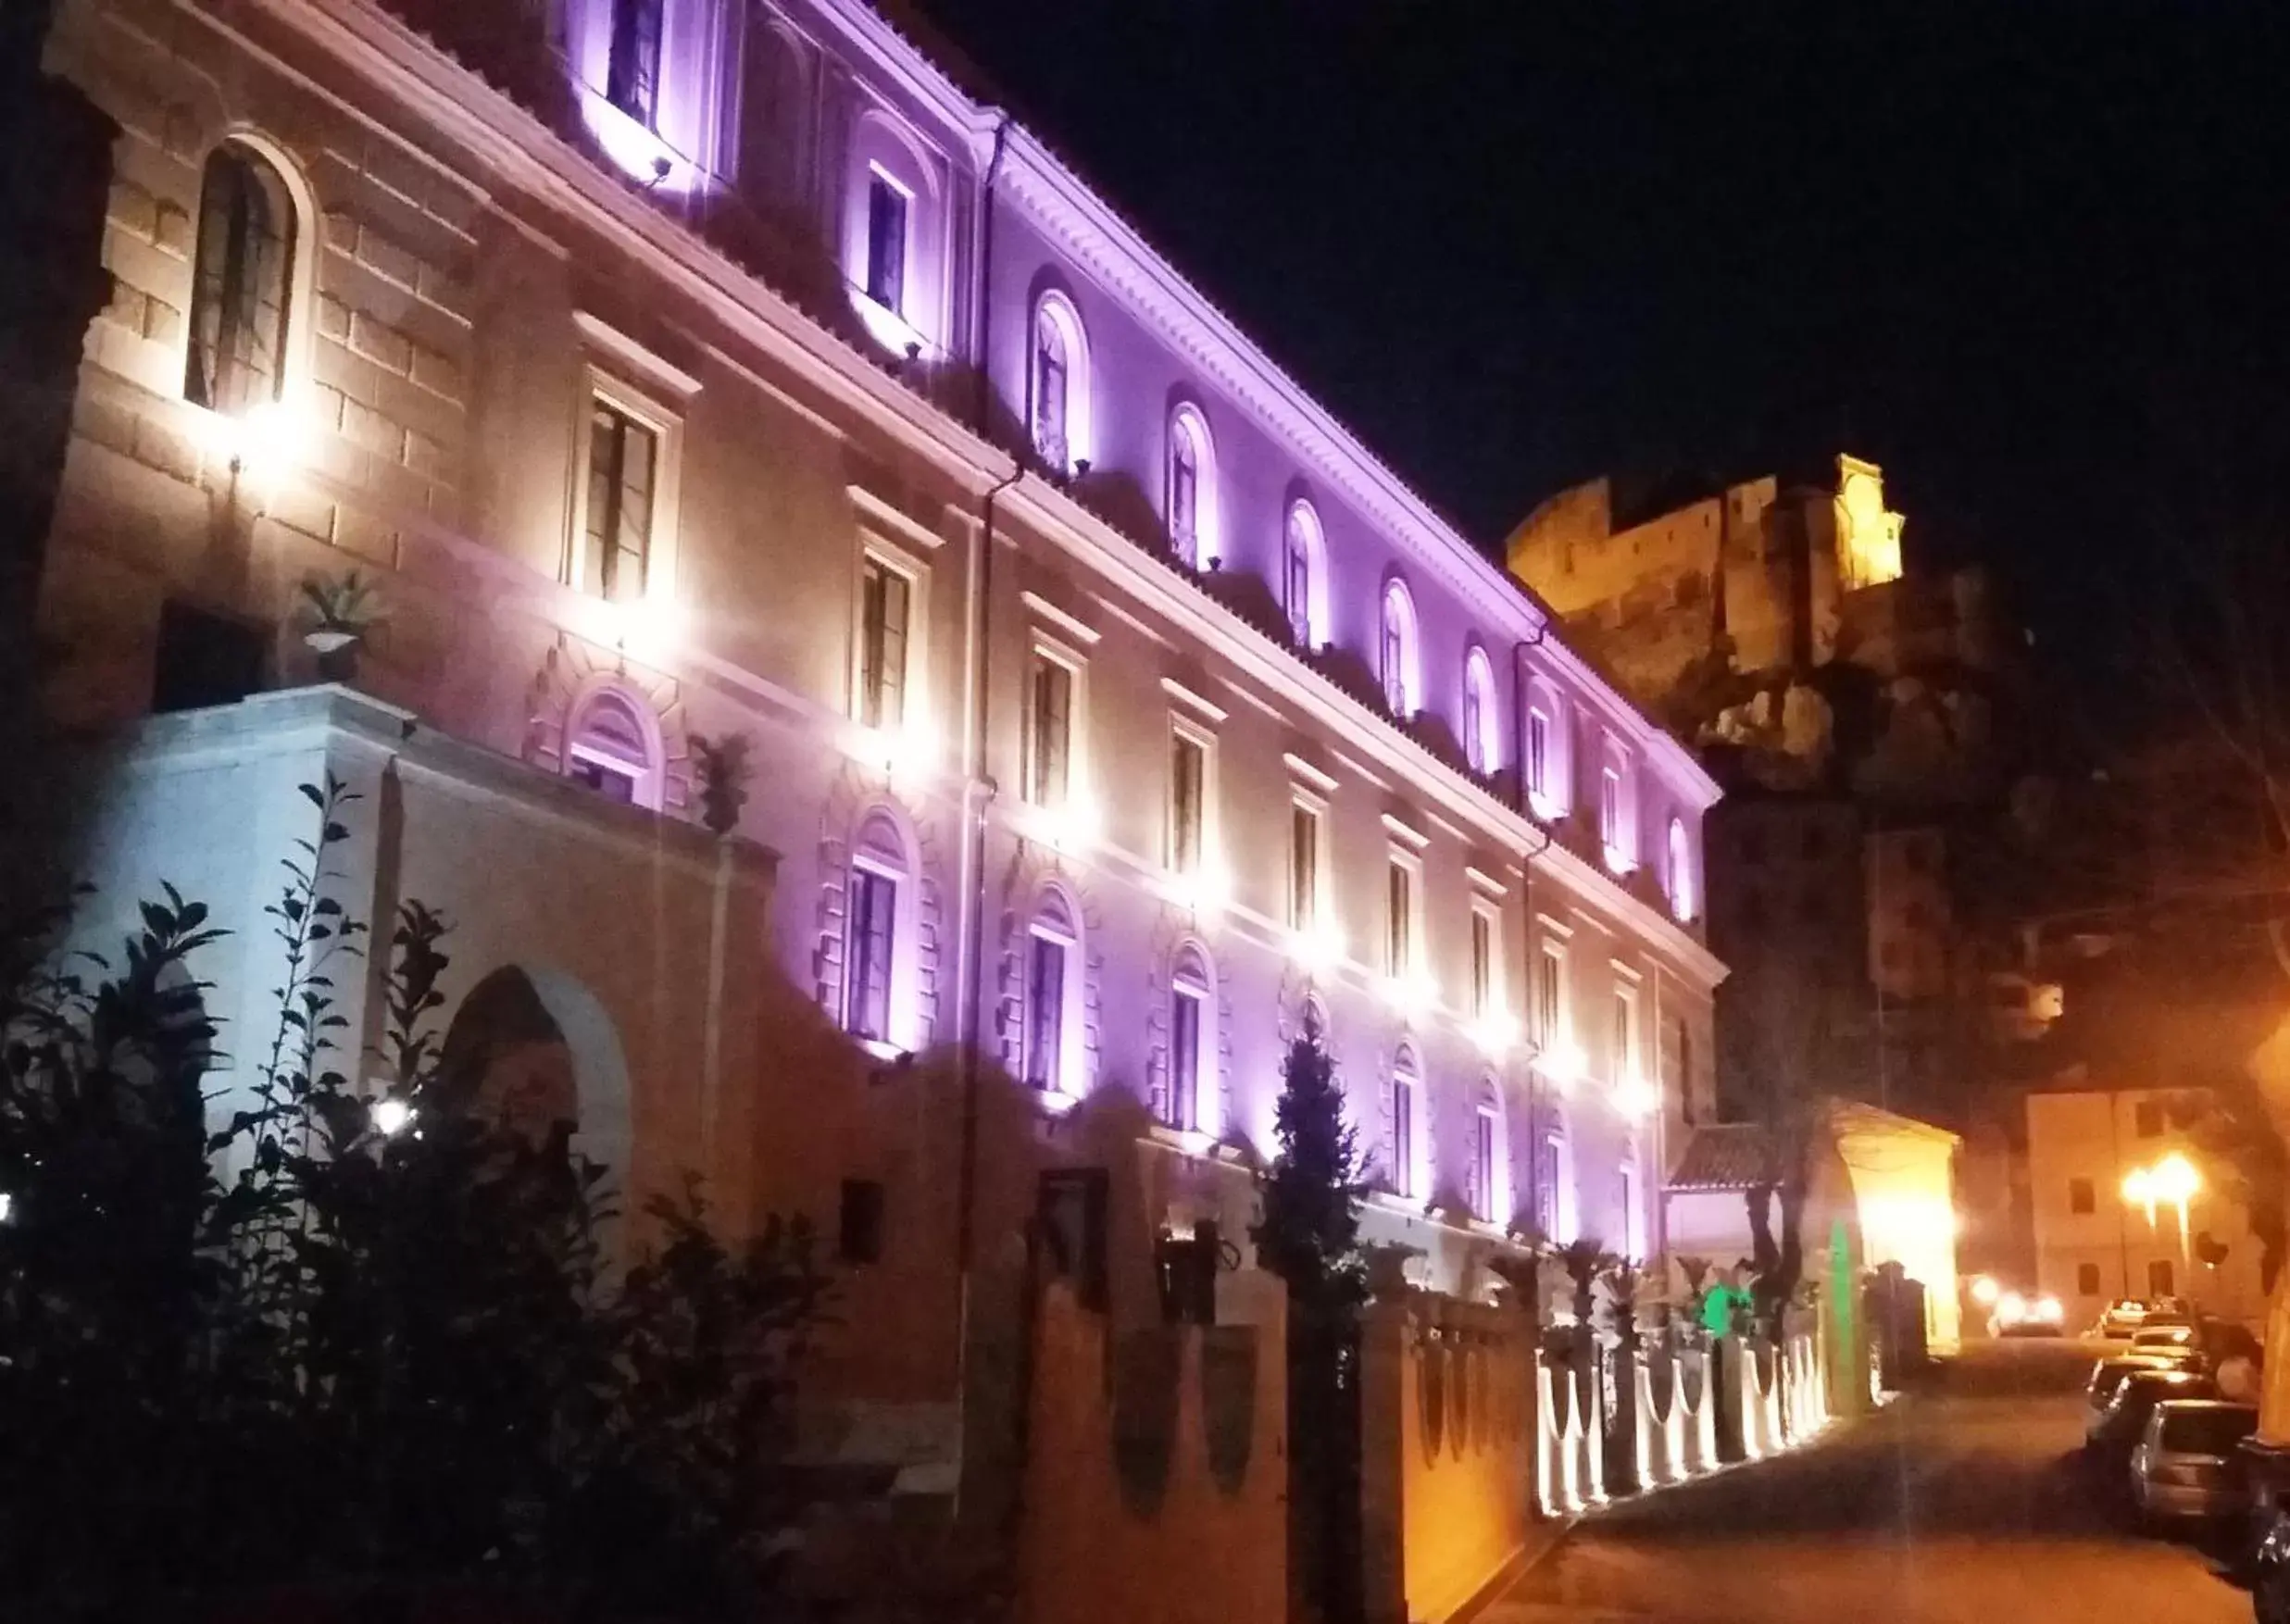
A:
[[910, 1, 2290, 676]]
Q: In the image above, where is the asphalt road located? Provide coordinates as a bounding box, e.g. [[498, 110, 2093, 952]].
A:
[[1484, 1337, 2250, 1624]]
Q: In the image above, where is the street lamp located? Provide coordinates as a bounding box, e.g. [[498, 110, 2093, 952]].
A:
[[2123, 1152, 2201, 1265]]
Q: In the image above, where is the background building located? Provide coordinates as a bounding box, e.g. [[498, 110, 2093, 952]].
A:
[[2026, 1087, 2269, 1326]]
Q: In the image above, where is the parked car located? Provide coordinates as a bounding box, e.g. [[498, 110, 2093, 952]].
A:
[[2097, 1299, 2150, 1338], [2087, 1367, 2216, 1477], [2127, 1324, 2203, 1363], [2088, 1357, 2180, 1438], [2129, 1399, 2257, 1528], [1990, 1290, 2067, 1338]]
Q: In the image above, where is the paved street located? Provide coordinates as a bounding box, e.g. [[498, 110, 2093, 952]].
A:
[[1486, 1339, 2250, 1624]]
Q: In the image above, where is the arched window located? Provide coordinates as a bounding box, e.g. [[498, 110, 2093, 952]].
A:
[[1024, 887, 1082, 1096], [564, 685, 662, 810], [1380, 580, 1420, 718], [1471, 1079, 1508, 1224], [1283, 501, 1326, 648], [845, 809, 914, 1049], [1463, 645, 1500, 774], [844, 112, 943, 355], [1165, 943, 1216, 1135], [185, 141, 298, 418], [1030, 292, 1091, 473], [1522, 672, 1568, 818], [1390, 1043, 1423, 1202], [1598, 739, 1636, 871], [1668, 817, 1696, 921], [1166, 404, 1218, 567]]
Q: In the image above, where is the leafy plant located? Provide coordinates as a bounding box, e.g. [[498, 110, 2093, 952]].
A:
[[0, 780, 831, 1618], [300, 568, 384, 635], [691, 731, 754, 838]]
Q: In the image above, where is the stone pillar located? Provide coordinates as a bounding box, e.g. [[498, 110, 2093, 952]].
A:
[[1357, 1286, 1409, 1624]]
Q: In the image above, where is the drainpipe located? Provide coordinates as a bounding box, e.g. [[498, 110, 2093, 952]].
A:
[[949, 113, 1018, 1529], [1513, 634, 1555, 1249]]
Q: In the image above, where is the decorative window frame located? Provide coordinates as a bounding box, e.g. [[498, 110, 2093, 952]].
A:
[[1379, 576, 1420, 718], [846, 531, 932, 738], [567, 343, 689, 606], [1383, 843, 1425, 990], [1283, 498, 1330, 649], [845, 804, 922, 1058], [181, 130, 319, 430], [1166, 401, 1220, 568], [1029, 288, 1093, 473], [1388, 1043, 1427, 1206], [1598, 734, 1638, 873], [1463, 643, 1501, 775], [1467, 893, 1503, 1021], [1667, 814, 1698, 922], [1470, 1078, 1509, 1228], [561, 676, 669, 811], [1532, 918, 1577, 1087], [1022, 631, 1090, 809], [1287, 787, 1331, 935], [1610, 969, 1642, 1088], [1536, 1123, 1574, 1244], [1521, 670, 1569, 819], [1023, 882, 1087, 1101], [844, 108, 945, 355], [1165, 708, 1220, 881], [1161, 938, 1220, 1140], [1620, 1154, 1646, 1261]]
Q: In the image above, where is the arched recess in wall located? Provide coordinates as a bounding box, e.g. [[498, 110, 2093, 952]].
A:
[[525, 636, 694, 814], [182, 128, 319, 423], [1520, 668, 1569, 818], [563, 680, 667, 808], [1667, 816, 1697, 921], [844, 106, 945, 353], [1282, 494, 1329, 650], [1463, 643, 1501, 775], [438, 964, 633, 1180], [1379, 576, 1420, 718], [1027, 283, 1092, 474], [735, 15, 811, 210], [1165, 400, 1219, 568]]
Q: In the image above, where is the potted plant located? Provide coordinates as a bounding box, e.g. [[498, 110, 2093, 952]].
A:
[[691, 731, 753, 836], [300, 569, 383, 681]]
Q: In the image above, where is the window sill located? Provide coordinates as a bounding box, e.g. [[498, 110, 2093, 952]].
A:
[[852, 292, 927, 359], [1030, 1085, 1082, 1118], [856, 1036, 909, 1064], [1146, 1123, 1217, 1159]]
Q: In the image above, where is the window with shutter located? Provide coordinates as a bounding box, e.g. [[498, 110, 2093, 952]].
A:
[[185, 144, 295, 418], [865, 171, 908, 312], [845, 867, 896, 1043], [583, 404, 658, 603], [858, 558, 910, 729], [606, 0, 664, 126]]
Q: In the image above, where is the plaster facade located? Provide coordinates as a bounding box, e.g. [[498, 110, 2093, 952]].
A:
[[30, 0, 1724, 1536]]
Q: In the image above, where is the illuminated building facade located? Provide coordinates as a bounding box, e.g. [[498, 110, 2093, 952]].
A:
[[28, 0, 1721, 1518]]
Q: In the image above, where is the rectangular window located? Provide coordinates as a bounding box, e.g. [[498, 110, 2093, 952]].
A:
[[864, 170, 907, 312], [1613, 987, 1636, 1080], [1470, 908, 1495, 1018], [1536, 943, 1564, 1043], [569, 756, 638, 802], [838, 1179, 885, 1264], [2148, 1257, 2175, 1297], [1526, 707, 1552, 801], [2134, 1100, 2162, 1137], [153, 599, 267, 714], [1169, 987, 1202, 1131], [857, 556, 911, 730], [1473, 1109, 1497, 1222], [1170, 449, 1196, 546], [1536, 1134, 1563, 1242], [1600, 764, 1622, 851], [1391, 1077, 1415, 1200], [606, 0, 664, 126], [1025, 932, 1066, 1090], [845, 867, 896, 1043], [1285, 535, 1312, 644], [1025, 653, 1072, 806], [1170, 730, 1207, 874], [1386, 859, 1414, 978], [2069, 1176, 2096, 1215], [1676, 1017, 1696, 1125], [1289, 802, 1321, 931], [584, 402, 657, 603], [2077, 1262, 2103, 1296]]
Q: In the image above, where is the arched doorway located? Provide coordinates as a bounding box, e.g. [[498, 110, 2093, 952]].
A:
[[438, 964, 632, 1178]]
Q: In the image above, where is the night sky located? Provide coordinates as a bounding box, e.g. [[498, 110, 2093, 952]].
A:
[[909, 2, 2290, 687]]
